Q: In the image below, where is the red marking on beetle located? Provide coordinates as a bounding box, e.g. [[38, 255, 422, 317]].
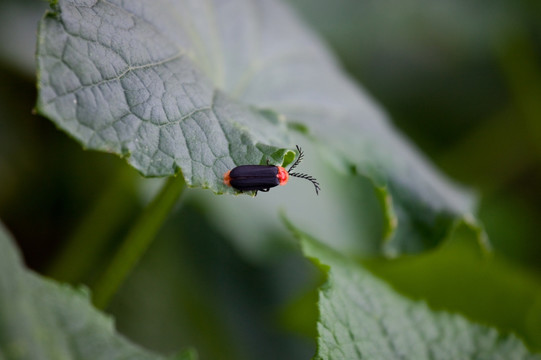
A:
[[277, 166, 289, 185], [223, 170, 231, 186]]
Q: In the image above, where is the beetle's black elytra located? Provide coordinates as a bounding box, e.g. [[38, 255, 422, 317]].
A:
[[224, 145, 320, 195]]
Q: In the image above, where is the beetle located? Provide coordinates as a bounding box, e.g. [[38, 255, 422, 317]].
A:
[[223, 145, 320, 195]]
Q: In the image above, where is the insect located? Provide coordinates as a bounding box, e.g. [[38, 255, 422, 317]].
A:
[[223, 145, 320, 195]]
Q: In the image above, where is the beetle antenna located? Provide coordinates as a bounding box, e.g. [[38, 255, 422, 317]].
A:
[[288, 145, 304, 173], [289, 172, 321, 195]]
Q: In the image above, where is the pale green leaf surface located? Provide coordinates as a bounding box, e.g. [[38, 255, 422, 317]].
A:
[[190, 141, 386, 261], [37, 0, 476, 254], [36, 0, 293, 190], [296, 228, 540, 360], [0, 223, 188, 360]]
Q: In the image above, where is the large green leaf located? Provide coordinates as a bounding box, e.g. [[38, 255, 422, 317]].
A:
[[36, 0, 293, 186], [0, 222, 191, 360], [293, 226, 541, 359], [36, 0, 476, 254]]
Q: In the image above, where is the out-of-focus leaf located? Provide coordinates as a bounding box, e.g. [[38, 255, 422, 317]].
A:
[[0, 222, 189, 360], [36, 0, 476, 255], [292, 225, 541, 359], [192, 142, 385, 260]]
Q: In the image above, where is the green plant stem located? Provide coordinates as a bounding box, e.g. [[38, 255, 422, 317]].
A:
[[92, 174, 187, 309], [46, 167, 137, 283], [495, 27, 541, 156]]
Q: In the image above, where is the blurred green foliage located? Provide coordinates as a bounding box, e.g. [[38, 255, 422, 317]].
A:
[[1, 0, 541, 358], [287, 0, 541, 269]]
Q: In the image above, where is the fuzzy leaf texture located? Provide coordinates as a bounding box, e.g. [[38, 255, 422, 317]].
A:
[[36, 0, 476, 254], [0, 223, 192, 360], [295, 228, 541, 360]]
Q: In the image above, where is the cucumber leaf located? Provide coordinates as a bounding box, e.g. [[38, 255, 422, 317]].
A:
[[36, 0, 476, 254], [292, 225, 540, 359]]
